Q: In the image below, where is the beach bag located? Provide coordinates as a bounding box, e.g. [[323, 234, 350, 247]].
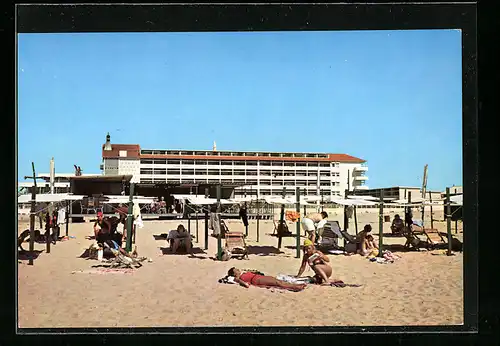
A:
[[221, 249, 232, 261]]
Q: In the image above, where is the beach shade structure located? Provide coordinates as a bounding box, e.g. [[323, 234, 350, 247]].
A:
[[18, 192, 86, 257]]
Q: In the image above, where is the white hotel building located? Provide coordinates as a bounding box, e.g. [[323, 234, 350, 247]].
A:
[[101, 134, 368, 199]]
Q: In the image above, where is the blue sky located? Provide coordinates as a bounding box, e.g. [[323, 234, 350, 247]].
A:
[[17, 30, 462, 191]]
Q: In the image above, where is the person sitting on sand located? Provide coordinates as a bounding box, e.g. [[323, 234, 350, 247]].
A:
[[391, 214, 404, 234], [301, 211, 328, 244], [168, 224, 192, 253], [228, 267, 307, 291], [362, 234, 379, 257], [356, 224, 373, 254], [296, 239, 333, 285]]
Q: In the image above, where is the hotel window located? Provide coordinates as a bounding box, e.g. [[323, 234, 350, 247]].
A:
[[234, 161, 246, 166], [167, 159, 181, 164], [246, 160, 258, 165], [167, 170, 180, 175], [296, 170, 307, 177], [182, 160, 194, 165], [259, 161, 271, 166], [140, 168, 153, 175], [182, 169, 195, 175], [208, 169, 220, 175], [272, 181, 283, 186], [296, 180, 307, 186], [140, 159, 153, 164], [284, 181, 295, 186], [284, 162, 295, 167], [141, 150, 153, 155], [195, 160, 207, 165], [271, 161, 283, 167], [197, 170, 207, 175], [234, 170, 246, 176], [320, 181, 331, 186], [179, 151, 189, 155], [319, 162, 330, 167], [207, 160, 221, 165], [296, 162, 307, 167], [308, 181, 318, 186], [154, 159, 166, 164], [247, 179, 258, 185], [207, 179, 220, 183], [153, 168, 166, 175], [260, 180, 271, 186], [247, 170, 258, 176], [308, 172, 318, 177], [221, 170, 233, 176], [260, 170, 272, 176], [307, 190, 317, 196]]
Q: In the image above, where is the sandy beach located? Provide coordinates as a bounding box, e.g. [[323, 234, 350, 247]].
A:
[[17, 209, 463, 328]]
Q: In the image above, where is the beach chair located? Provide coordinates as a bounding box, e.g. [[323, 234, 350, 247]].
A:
[[317, 221, 342, 250], [418, 227, 447, 249], [338, 229, 360, 253], [402, 226, 425, 250], [224, 232, 249, 259]]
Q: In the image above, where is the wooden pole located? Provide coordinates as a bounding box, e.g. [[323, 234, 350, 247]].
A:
[[296, 187, 301, 258], [216, 184, 222, 260], [244, 202, 248, 237], [378, 190, 384, 257], [188, 208, 191, 235], [125, 183, 135, 252], [354, 205, 359, 235], [65, 200, 69, 237], [455, 219, 458, 234], [204, 187, 209, 250], [446, 187, 452, 256], [429, 191, 434, 229], [406, 192, 412, 230], [343, 189, 348, 232], [195, 209, 199, 243], [256, 197, 260, 243], [46, 203, 51, 254], [279, 187, 285, 233], [28, 162, 36, 266]]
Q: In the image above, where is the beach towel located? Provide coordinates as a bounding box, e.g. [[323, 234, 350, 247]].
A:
[[276, 274, 314, 284], [328, 280, 362, 288], [218, 275, 237, 284], [71, 268, 134, 275]]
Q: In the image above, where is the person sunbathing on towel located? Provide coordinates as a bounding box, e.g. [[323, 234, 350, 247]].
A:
[[228, 267, 307, 291], [296, 239, 333, 285]]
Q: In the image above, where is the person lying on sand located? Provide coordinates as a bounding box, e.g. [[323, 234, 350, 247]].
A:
[[228, 267, 307, 291], [296, 239, 334, 285]]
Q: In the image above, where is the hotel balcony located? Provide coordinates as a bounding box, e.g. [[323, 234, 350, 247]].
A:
[[355, 165, 368, 172], [353, 185, 369, 190], [354, 175, 368, 181]]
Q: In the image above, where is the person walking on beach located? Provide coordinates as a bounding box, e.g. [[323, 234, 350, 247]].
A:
[[301, 211, 328, 244], [296, 239, 333, 285]]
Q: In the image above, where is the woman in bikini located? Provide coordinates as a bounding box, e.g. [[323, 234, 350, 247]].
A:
[[228, 267, 307, 291], [296, 239, 334, 285]]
